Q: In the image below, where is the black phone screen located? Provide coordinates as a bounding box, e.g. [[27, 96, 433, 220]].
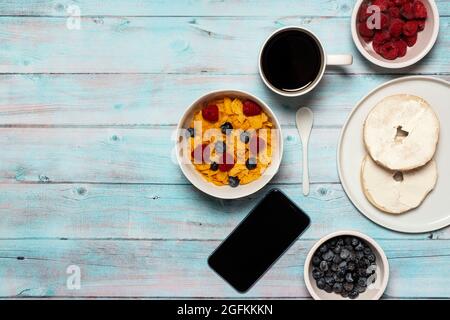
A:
[[208, 189, 311, 293]]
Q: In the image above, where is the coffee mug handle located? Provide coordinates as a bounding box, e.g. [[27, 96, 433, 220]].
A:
[[326, 54, 353, 66]]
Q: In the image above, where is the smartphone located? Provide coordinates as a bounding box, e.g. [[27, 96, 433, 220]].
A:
[[208, 188, 311, 293]]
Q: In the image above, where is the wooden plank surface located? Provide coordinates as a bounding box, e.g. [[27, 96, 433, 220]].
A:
[[0, 127, 338, 184], [0, 0, 448, 299], [0, 239, 448, 298], [0, 16, 448, 74], [0, 74, 448, 127], [0, 183, 448, 240], [1, 0, 449, 17]]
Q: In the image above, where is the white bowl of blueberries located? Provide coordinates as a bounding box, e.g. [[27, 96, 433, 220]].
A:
[[304, 230, 389, 300]]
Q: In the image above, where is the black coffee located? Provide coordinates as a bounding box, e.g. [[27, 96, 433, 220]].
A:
[[261, 30, 322, 92]]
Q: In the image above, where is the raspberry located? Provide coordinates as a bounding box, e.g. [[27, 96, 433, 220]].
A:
[[380, 13, 390, 29], [192, 143, 211, 164], [388, 6, 401, 18], [373, 41, 383, 54], [393, 0, 407, 7], [373, 0, 390, 11], [416, 19, 425, 31], [373, 30, 391, 45], [243, 100, 262, 116], [358, 3, 372, 22], [202, 104, 219, 122], [380, 41, 399, 60], [218, 153, 235, 172], [401, 2, 415, 19], [413, 1, 427, 19], [389, 19, 404, 38], [358, 22, 375, 38], [403, 20, 418, 36], [393, 39, 408, 57], [404, 34, 417, 47], [249, 136, 266, 155]]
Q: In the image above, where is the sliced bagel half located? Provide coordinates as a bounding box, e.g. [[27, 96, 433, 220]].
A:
[[361, 155, 437, 214], [364, 94, 439, 171]]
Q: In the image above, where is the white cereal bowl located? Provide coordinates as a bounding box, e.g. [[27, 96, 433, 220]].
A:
[[351, 0, 439, 69], [304, 230, 389, 300], [175, 90, 283, 199]]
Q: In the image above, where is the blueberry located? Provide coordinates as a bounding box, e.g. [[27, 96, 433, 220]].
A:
[[337, 269, 346, 278], [363, 247, 372, 255], [344, 237, 352, 245], [357, 277, 367, 287], [337, 239, 344, 246], [324, 285, 333, 293], [341, 290, 349, 298], [351, 238, 360, 247], [322, 250, 334, 262], [330, 239, 337, 246], [333, 245, 342, 254], [316, 278, 326, 289], [367, 254, 376, 262], [245, 158, 257, 170], [228, 176, 240, 188], [210, 162, 219, 171], [347, 262, 356, 271], [356, 251, 364, 259], [319, 261, 328, 272], [356, 285, 366, 293], [348, 252, 356, 262], [215, 141, 226, 153], [343, 282, 354, 292], [340, 249, 350, 260], [332, 255, 342, 264], [332, 283, 343, 294], [348, 290, 359, 299], [345, 273, 354, 283], [357, 268, 367, 277], [240, 131, 251, 143], [220, 122, 233, 134], [358, 259, 369, 268], [325, 276, 335, 286], [331, 264, 339, 272], [187, 127, 195, 138], [338, 261, 347, 270], [355, 243, 364, 251], [319, 244, 328, 254], [312, 269, 323, 280], [312, 256, 321, 267]]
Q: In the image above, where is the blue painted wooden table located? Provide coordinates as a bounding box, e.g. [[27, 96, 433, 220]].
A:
[[0, 0, 448, 299]]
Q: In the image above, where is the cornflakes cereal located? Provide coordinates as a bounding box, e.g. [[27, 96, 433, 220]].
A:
[[187, 97, 275, 188]]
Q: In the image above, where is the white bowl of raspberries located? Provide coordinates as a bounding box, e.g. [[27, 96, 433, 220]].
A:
[[351, 0, 439, 68]]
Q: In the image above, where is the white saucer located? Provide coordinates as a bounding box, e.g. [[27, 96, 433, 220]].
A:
[[338, 76, 450, 233]]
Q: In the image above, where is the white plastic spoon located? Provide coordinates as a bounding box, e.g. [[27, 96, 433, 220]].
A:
[[296, 107, 314, 196]]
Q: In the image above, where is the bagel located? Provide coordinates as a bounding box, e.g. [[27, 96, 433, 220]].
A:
[[361, 155, 437, 214], [363, 94, 439, 171]]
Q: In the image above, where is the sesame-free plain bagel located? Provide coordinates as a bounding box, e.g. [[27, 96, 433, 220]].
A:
[[361, 155, 437, 214], [363, 94, 440, 171]]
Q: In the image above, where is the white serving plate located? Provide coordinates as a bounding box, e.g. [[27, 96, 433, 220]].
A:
[[338, 76, 450, 233]]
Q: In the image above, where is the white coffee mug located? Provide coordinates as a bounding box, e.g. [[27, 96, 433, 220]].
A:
[[259, 26, 353, 97]]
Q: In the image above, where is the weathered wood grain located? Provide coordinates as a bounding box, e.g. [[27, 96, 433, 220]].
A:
[[0, 16, 448, 74], [1, 74, 448, 127], [0, 239, 448, 298], [0, 183, 448, 240], [0, 127, 340, 184], [1, 0, 448, 17]]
